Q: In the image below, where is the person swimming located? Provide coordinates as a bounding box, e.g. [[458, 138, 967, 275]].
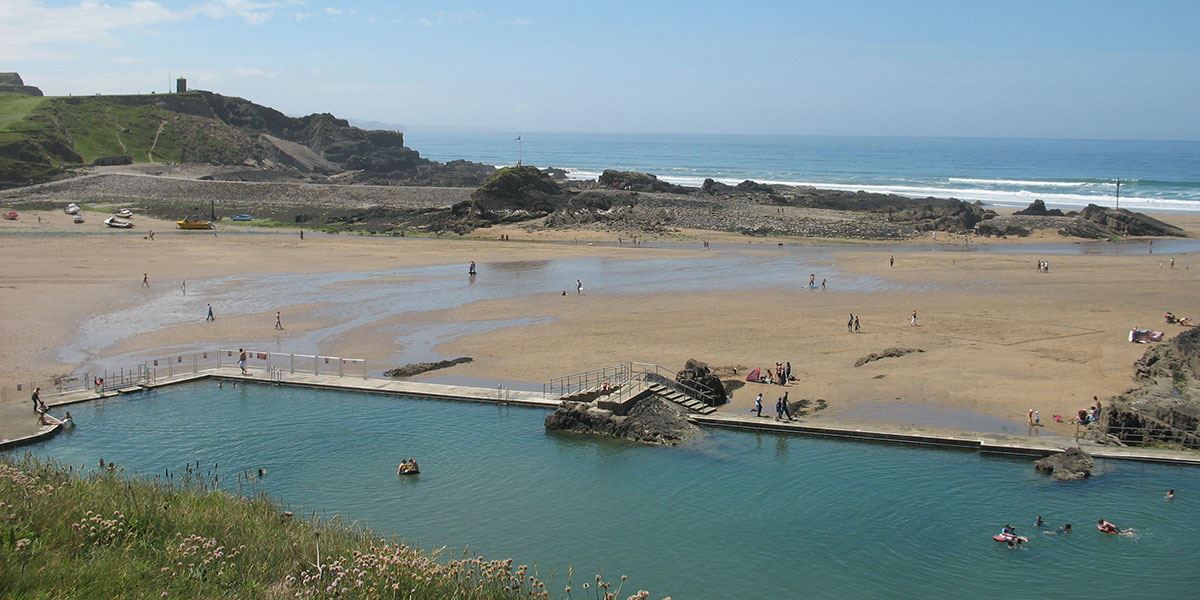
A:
[[1167, 488, 1175, 500], [1000, 524, 1016, 536], [1097, 518, 1120, 534], [1036, 515, 1045, 528]]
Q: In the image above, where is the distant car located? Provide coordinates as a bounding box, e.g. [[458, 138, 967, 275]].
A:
[[231, 214, 254, 221]]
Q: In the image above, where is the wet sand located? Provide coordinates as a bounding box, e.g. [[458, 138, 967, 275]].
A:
[[3, 211, 1200, 441]]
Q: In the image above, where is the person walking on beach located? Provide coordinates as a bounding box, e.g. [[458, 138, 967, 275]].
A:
[[774, 396, 784, 421], [910, 309, 919, 326], [576, 279, 584, 295], [1027, 409, 1035, 426], [753, 392, 763, 417], [31, 387, 40, 412], [181, 280, 187, 295], [206, 304, 214, 322], [780, 392, 794, 421], [299, 229, 304, 240], [821, 278, 826, 290], [238, 349, 247, 375], [808, 274, 816, 289], [890, 255, 894, 268], [847, 313, 855, 332], [468, 260, 477, 276], [142, 273, 149, 287], [853, 315, 860, 333], [274, 311, 284, 330]]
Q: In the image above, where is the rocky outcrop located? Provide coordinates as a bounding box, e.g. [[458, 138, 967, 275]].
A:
[[544, 396, 699, 446], [598, 170, 688, 193], [0, 73, 43, 96], [1103, 327, 1200, 448], [435, 166, 568, 233], [674, 359, 728, 404], [1034, 447, 1094, 480], [383, 357, 473, 378], [1059, 204, 1187, 239], [1014, 199, 1064, 217], [854, 348, 924, 367]]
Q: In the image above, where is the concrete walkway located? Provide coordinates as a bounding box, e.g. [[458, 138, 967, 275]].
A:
[[4, 367, 1199, 466]]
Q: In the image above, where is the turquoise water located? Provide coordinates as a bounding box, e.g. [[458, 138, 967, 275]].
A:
[[15, 382, 1200, 599], [405, 131, 1200, 211]]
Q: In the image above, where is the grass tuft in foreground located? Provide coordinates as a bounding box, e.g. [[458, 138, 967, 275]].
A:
[[0, 457, 665, 600]]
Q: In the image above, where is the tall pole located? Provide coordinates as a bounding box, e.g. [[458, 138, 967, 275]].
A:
[[1115, 178, 1121, 211], [516, 134, 523, 166]]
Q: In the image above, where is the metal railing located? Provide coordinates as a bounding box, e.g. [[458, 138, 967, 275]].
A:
[[1088, 419, 1200, 450], [542, 364, 632, 399], [546, 361, 728, 408], [218, 350, 368, 379]]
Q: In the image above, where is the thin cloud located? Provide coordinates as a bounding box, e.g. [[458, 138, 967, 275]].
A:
[[499, 17, 531, 26], [324, 6, 342, 15], [0, 0, 295, 60]]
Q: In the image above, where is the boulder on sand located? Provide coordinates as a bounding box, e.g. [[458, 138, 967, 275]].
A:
[[1034, 447, 1094, 480], [674, 359, 728, 405]]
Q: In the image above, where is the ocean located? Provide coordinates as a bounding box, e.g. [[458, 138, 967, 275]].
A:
[[403, 131, 1200, 212]]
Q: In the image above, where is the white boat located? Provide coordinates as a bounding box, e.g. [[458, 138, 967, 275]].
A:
[[64, 203, 80, 215], [104, 216, 134, 229], [116, 208, 133, 218], [72, 214, 85, 224]]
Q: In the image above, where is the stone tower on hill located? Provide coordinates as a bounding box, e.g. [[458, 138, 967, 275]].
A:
[[0, 73, 44, 96]]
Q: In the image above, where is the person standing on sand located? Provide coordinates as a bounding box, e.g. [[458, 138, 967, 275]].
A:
[[1027, 409, 1034, 426], [31, 387, 41, 412], [468, 260, 477, 276], [576, 279, 584, 295], [785, 361, 792, 382], [299, 229, 304, 240], [238, 349, 247, 375], [142, 273, 149, 287], [854, 315, 860, 333], [774, 396, 783, 421], [890, 255, 894, 268], [808, 274, 816, 289], [821, 278, 827, 290], [753, 392, 763, 417], [274, 311, 284, 330], [780, 392, 794, 421], [206, 304, 214, 322], [847, 313, 854, 332], [181, 280, 187, 295], [910, 309, 919, 326]]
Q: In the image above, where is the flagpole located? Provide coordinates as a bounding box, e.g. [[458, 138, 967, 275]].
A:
[[517, 134, 523, 166]]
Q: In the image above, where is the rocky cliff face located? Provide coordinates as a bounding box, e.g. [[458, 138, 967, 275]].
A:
[[0, 72, 42, 96], [1100, 327, 1200, 448], [1060, 204, 1187, 239]]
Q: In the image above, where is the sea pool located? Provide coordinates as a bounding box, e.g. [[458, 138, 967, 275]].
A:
[[14, 382, 1200, 599]]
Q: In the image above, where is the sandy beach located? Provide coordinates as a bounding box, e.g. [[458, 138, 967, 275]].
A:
[[3, 210, 1200, 442]]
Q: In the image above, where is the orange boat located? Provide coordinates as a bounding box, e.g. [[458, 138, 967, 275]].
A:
[[176, 218, 214, 230]]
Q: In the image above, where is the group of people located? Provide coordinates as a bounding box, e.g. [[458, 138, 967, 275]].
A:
[[751, 391, 795, 421], [397, 458, 420, 475], [31, 387, 74, 427], [1036, 260, 1051, 273], [1164, 312, 1195, 327], [806, 273, 827, 290], [846, 314, 861, 333], [752, 362, 793, 385], [1074, 397, 1103, 425]]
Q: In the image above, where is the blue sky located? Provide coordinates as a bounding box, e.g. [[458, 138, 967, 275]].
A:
[[4, 0, 1199, 139]]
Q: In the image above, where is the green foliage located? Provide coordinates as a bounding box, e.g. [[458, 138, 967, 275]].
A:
[[476, 166, 562, 200], [0, 94, 46, 131], [0, 457, 659, 600]]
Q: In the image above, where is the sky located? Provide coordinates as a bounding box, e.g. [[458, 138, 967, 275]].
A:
[[3, 0, 1200, 140]]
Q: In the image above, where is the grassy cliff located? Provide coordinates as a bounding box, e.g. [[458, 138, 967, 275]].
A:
[[0, 457, 658, 600]]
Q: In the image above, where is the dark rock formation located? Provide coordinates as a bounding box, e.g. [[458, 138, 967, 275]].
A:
[[854, 348, 925, 367], [544, 396, 699, 446], [598, 170, 688, 193], [735, 180, 775, 193], [435, 166, 568, 233], [383, 357, 473, 378], [674, 359, 728, 404], [974, 220, 1032, 237], [0, 72, 43, 96], [91, 155, 133, 167], [1034, 447, 1094, 480], [1103, 327, 1200, 448], [1014, 199, 1064, 217], [1059, 204, 1186, 239]]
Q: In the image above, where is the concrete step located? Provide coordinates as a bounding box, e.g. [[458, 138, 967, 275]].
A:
[[698, 406, 717, 415]]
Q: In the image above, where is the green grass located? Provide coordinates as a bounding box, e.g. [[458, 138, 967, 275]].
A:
[[0, 457, 659, 600], [0, 94, 46, 131]]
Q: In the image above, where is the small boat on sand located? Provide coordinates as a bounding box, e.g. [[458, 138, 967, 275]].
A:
[[176, 218, 214, 230], [116, 208, 133, 218], [64, 203, 80, 215], [231, 214, 254, 221], [104, 216, 134, 228]]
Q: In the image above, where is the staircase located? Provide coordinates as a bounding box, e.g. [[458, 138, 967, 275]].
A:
[[644, 382, 717, 415]]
